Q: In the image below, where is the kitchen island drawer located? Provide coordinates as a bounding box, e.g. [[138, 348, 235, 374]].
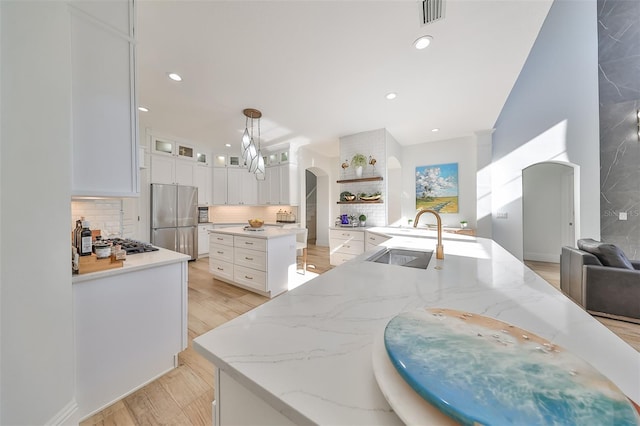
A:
[[209, 259, 234, 281], [234, 236, 267, 252], [209, 232, 234, 246], [234, 265, 267, 292], [234, 247, 267, 271], [209, 243, 234, 263]]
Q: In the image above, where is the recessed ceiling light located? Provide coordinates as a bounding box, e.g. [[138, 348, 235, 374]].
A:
[[138, 106, 149, 112], [413, 35, 433, 50], [225, 143, 231, 147], [386, 92, 397, 100], [168, 73, 182, 81], [432, 128, 440, 132]]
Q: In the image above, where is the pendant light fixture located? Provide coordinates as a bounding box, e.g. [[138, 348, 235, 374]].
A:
[[241, 108, 261, 168], [241, 108, 265, 179]]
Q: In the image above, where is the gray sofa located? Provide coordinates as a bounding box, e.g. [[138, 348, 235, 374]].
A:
[[560, 239, 640, 323]]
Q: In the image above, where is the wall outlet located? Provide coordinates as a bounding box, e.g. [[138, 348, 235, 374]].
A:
[[496, 212, 508, 219], [619, 211, 628, 220]]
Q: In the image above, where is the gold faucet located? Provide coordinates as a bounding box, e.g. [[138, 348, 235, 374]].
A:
[[414, 209, 444, 259]]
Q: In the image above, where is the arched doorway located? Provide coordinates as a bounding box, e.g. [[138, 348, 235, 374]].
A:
[[304, 166, 330, 247], [522, 162, 578, 262]]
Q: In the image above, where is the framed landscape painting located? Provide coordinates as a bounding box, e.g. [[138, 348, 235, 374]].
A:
[[415, 163, 459, 213]]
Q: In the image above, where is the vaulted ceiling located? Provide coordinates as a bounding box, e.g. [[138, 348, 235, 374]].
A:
[[136, 0, 553, 157]]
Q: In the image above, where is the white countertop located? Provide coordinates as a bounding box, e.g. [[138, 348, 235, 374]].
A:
[[194, 233, 640, 425], [208, 226, 297, 240], [72, 248, 190, 284]]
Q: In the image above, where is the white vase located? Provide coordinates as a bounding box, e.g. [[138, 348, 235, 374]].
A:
[[355, 166, 363, 178]]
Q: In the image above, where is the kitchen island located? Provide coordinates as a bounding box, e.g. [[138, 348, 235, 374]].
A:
[[73, 248, 190, 420], [208, 226, 296, 297], [194, 232, 640, 425]]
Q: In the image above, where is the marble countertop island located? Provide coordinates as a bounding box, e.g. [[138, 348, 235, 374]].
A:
[[208, 225, 297, 239], [194, 231, 640, 425]]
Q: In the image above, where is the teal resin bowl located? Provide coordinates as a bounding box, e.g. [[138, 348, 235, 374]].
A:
[[384, 308, 640, 426]]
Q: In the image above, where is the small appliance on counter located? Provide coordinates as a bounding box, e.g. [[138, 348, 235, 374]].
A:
[[276, 210, 296, 223], [198, 206, 209, 223]]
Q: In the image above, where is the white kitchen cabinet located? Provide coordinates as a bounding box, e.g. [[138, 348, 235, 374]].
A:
[[329, 228, 364, 266], [151, 136, 195, 161], [198, 224, 214, 257], [74, 257, 188, 420], [227, 168, 257, 205], [365, 230, 392, 251], [262, 163, 298, 206], [194, 165, 213, 205], [212, 167, 228, 205], [70, 1, 138, 197], [208, 230, 295, 298], [150, 154, 195, 186]]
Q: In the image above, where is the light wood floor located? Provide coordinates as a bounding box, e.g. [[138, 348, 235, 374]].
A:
[[82, 250, 638, 425]]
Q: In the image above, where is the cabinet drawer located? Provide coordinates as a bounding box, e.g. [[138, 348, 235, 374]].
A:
[[209, 244, 234, 263], [330, 239, 364, 255], [209, 259, 234, 281], [365, 232, 391, 246], [234, 236, 267, 252], [330, 252, 356, 266], [234, 265, 267, 292], [330, 229, 364, 241], [209, 232, 234, 246], [234, 247, 267, 271]]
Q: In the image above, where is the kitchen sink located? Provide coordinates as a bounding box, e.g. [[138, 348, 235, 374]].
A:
[[366, 248, 433, 269]]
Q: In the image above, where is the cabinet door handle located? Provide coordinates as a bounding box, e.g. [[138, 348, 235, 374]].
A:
[[217, 267, 223, 271], [216, 237, 223, 241], [244, 275, 253, 280], [245, 256, 253, 261], [245, 242, 253, 245], [369, 237, 375, 240], [217, 251, 224, 254]]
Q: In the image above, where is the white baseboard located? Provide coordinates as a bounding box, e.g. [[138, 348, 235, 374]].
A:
[[524, 251, 560, 263], [46, 399, 79, 426]]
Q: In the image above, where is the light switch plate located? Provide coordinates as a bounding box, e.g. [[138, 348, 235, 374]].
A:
[[619, 211, 628, 220]]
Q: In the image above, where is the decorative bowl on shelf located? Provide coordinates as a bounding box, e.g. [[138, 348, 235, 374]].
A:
[[248, 219, 264, 228], [359, 194, 381, 202], [344, 195, 356, 201]]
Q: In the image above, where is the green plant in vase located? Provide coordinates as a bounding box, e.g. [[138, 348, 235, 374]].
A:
[[359, 214, 367, 227], [351, 154, 367, 178]]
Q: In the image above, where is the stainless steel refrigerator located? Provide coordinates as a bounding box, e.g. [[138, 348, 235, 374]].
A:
[[150, 184, 198, 260]]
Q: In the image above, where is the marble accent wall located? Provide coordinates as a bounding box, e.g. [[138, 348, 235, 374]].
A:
[[598, 0, 640, 258]]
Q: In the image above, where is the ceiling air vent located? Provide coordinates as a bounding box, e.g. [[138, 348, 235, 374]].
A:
[[421, 0, 445, 26]]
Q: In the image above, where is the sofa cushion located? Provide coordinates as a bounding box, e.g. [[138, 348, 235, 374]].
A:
[[577, 239, 634, 270]]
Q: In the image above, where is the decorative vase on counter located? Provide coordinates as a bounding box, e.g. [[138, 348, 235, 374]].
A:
[[355, 166, 363, 178]]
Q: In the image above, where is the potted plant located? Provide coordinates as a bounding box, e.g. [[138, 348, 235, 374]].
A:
[[460, 220, 468, 229], [351, 153, 367, 178], [359, 214, 367, 227]]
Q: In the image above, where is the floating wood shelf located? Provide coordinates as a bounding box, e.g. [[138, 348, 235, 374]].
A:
[[337, 200, 384, 204], [337, 176, 383, 184]]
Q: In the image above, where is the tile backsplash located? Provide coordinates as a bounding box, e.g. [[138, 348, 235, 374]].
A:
[[71, 199, 129, 239]]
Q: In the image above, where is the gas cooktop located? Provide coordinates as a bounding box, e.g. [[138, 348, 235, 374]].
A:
[[102, 238, 159, 255]]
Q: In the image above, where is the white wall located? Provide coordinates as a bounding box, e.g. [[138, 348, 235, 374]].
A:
[[491, 0, 600, 259], [400, 136, 477, 228], [1, 2, 76, 424]]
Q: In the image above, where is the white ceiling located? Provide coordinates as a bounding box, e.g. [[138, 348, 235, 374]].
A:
[[136, 0, 553, 157]]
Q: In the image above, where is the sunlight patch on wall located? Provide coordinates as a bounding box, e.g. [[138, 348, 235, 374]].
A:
[[490, 120, 569, 211]]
